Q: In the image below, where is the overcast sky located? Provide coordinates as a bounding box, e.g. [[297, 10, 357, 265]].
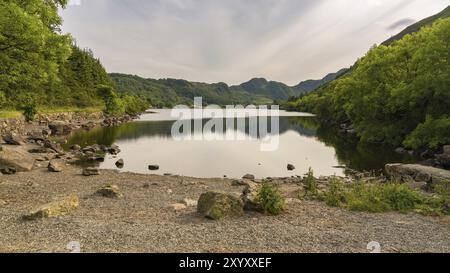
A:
[[62, 0, 449, 85]]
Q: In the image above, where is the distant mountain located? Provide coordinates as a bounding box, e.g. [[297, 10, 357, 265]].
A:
[[110, 73, 273, 107], [293, 68, 349, 94], [232, 78, 296, 100], [382, 5, 450, 46]]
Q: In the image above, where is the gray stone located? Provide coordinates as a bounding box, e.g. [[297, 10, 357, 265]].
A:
[[96, 185, 122, 198], [115, 159, 124, 168], [148, 165, 160, 171], [443, 145, 450, 155], [385, 163, 450, 187], [48, 121, 72, 136], [2, 133, 25, 145], [82, 167, 100, 176], [287, 164, 296, 171], [242, 174, 255, 180], [48, 160, 63, 173], [197, 192, 244, 220], [0, 145, 35, 172], [241, 181, 263, 212]]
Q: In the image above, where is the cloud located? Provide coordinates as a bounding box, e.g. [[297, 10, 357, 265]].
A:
[[387, 18, 417, 30], [61, 0, 450, 85]]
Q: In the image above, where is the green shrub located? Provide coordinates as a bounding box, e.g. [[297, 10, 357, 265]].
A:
[[302, 168, 318, 198], [322, 178, 347, 207], [21, 98, 38, 122], [404, 116, 450, 150], [257, 182, 286, 215], [0, 92, 6, 108]]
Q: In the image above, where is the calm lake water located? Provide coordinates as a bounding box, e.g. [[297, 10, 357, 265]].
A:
[[65, 109, 417, 178]]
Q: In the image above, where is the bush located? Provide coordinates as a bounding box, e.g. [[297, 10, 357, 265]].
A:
[[0, 92, 6, 108], [322, 178, 347, 207], [21, 97, 38, 122], [257, 182, 286, 215], [302, 168, 318, 198], [404, 116, 450, 150]]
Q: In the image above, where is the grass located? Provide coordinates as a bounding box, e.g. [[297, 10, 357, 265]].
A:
[[0, 107, 103, 119], [319, 179, 450, 215], [0, 110, 22, 119]]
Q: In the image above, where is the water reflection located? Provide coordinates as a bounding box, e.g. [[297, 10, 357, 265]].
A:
[[65, 111, 417, 178]]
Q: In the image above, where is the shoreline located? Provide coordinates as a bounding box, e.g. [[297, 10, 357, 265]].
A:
[[1, 111, 449, 253]]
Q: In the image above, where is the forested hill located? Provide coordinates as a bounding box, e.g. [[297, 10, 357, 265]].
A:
[[286, 17, 450, 151], [110, 70, 346, 107], [0, 0, 148, 118]]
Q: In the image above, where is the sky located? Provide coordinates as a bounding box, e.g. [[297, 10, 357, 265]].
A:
[[62, 0, 449, 86]]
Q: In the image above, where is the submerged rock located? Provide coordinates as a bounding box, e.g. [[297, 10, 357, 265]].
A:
[[148, 165, 160, 171], [23, 195, 79, 220], [48, 121, 72, 136], [115, 159, 124, 168], [0, 145, 35, 172], [197, 192, 244, 220], [287, 164, 296, 171]]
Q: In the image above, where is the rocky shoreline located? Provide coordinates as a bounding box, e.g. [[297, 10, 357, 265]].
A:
[[0, 113, 449, 253]]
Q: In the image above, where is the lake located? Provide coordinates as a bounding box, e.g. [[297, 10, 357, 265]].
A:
[[65, 109, 417, 178]]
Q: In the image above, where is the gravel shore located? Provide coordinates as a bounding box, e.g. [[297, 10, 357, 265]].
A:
[[0, 165, 449, 253]]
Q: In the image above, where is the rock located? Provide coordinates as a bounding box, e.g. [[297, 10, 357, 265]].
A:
[[96, 185, 123, 198], [232, 179, 248, 186], [108, 145, 121, 155], [23, 195, 79, 220], [70, 145, 81, 151], [115, 159, 124, 168], [2, 133, 25, 145], [242, 174, 255, 180], [346, 129, 357, 134], [28, 147, 55, 154], [395, 147, 406, 154], [443, 145, 450, 155], [0, 145, 35, 172], [241, 181, 263, 212], [181, 198, 198, 207], [420, 150, 434, 159], [44, 140, 64, 154], [436, 154, 450, 169], [48, 121, 72, 136], [287, 164, 296, 171], [48, 160, 63, 172], [82, 167, 100, 176], [385, 163, 450, 188], [167, 189, 173, 194], [197, 192, 244, 220], [148, 165, 160, 171], [0, 167, 17, 175], [86, 156, 105, 163], [170, 203, 187, 211]]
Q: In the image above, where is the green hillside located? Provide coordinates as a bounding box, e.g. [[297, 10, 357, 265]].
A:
[[288, 17, 450, 150]]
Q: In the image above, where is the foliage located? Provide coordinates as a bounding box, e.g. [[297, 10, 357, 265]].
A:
[[20, 96, 38, 122], [257, 182, 286, 215], [290, 18, 450, 150], [404, 116, 450, 150], [301, 168, 319, 198], [320, 180, 449, 215]]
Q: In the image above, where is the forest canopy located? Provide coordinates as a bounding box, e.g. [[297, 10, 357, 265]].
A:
[[0, 0, 148, 116], [286, 18, 450, 150]]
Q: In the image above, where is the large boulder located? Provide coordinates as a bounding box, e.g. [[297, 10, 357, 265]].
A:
[[48, 121, 72, 136], [2, 133, 25, 145], [0, 145, 35, 172], [241, 181, 263, 212], [436, 154, 450, 169], [197, 192, 244, 220], [385, 164, 450, 188], [23, 195, 79, 220]]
